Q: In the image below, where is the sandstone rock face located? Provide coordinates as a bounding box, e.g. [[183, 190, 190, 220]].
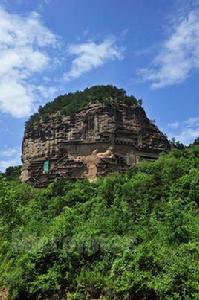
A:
[[0, 289, 8, 300], [21, 102, 170, 186]]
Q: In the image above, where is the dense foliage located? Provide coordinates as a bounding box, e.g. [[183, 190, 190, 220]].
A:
[[25, 85, 138, 130], [0, 145, 199, 299], [3, 166, 22, 181]]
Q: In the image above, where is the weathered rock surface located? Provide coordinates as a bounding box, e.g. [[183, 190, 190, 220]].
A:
[[21, 101, 170, 187], [0, 289, 8, 300]]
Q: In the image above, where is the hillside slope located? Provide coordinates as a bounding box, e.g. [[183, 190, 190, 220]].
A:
[[0, 145, 199, 299]]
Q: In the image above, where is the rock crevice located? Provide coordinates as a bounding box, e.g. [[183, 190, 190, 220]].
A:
[[21, 101, 170, 186]]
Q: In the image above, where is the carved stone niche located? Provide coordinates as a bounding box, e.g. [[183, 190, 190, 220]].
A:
[[21, 102, 170, 187]]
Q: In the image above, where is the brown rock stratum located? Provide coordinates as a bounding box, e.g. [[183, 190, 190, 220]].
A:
[[21, 101, 170, 187]]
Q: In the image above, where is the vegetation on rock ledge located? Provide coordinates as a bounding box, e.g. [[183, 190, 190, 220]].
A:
[[25, 85, 138, 130], [0, 144, 199, 299]]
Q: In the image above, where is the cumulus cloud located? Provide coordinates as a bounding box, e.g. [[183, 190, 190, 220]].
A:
[[0, 6, 58, 117], [64, 38, 123, 81], [167, 117, 199, 144], [0, 7, 124, 116], [138, 8, 199, 88]]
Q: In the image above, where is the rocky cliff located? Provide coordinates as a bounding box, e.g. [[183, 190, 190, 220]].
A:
[[21, 86, 170, 186]]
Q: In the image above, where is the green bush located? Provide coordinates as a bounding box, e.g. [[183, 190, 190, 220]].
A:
[[0, 145, 199, 299], [26, 85, 138, 131]]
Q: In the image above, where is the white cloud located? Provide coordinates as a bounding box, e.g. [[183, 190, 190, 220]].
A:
[[168, 121, 180, 129], [138, 8, 199, 88], [0, 146, 21, 171], [185, 117, 199, 127], [37, 0, 52, 12], [0, 8, 124, 116], [64, 38, 123, 81], [0, 158, 20, 171], [0, 147, 19, 157], [0, 7, 58, 117], [167, 117, 199, 144]]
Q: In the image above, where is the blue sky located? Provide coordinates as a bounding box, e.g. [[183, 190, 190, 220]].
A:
[[0, 0, 199, 171]]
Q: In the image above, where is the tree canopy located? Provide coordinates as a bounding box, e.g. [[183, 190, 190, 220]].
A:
[[0, 144, 199, 299], [4, 165, 21, 181], [25, 85, 138, 130]]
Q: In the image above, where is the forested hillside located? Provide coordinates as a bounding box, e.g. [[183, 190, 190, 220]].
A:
[[26, 85, 138, 130], [0, 145, 199, 300]]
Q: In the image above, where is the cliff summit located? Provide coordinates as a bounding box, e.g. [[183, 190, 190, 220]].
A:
[[21, 85, 170, 186]]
